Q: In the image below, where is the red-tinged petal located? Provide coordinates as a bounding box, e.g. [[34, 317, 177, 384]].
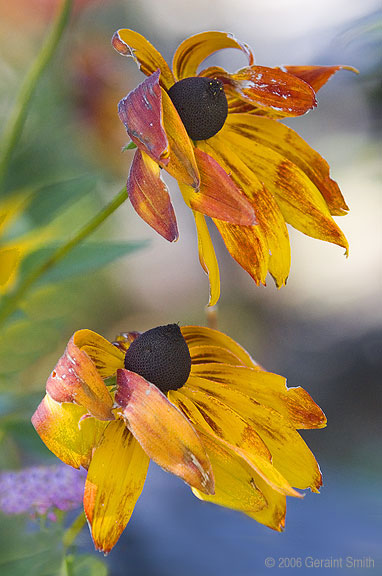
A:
[[46, 333, 114, 421], [282, 65, 358, 93], [192, 211, 220, 306], [225, 114, 349, 216], [32, 394, 107, 469], [112, 29, 175, 90], [202, 65, 316, 117], [84, 419, 149, 554], [118, 70, 169, 164], [172, 31, 254, 81], [127, 149, 179, 242], [182, 325, 259, 368], [73, 329, 125, 378], [115, 369, 214, 495], [161, 89, 200, 188], [187, 148, 256, 226]]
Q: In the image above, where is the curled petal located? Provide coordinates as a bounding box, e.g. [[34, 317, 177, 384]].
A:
[[127, 149, 179, 242], [116, 369, 215, 495], [118, 70, 169, 164], [46, 334, 114, 421], [112, 29, 175, 90], [192, 211, 220, 307], [172, 31, 254, 81], [188, 148, 256, 226], [32, 394, 107, 469], [73, 329, 125, 378], [84, 420, 149, 554], [282, 64, 358, 93]]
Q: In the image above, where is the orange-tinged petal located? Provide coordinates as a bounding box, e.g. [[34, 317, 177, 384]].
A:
[[246, 476, 287, 531], [282, 65, 358, 93], [118, 69, 169, 164], [73, 329, 125, 378], [112, 29, 175, 90], [84, 419, 149, 554], [187, 148, 256, 225], [127, 149, 179, 242], [190, 364, 327, 430], [218, 119, 349, 253], [192, 211, 220, 307], [179, 376, 323, 492], [115, 369, 214, 495], [181, 325, 258, 368], [225, 113, 349, 216], [46, 334, 114, 421], [172, 31, 254, 81], [161, 89, 200, 188], [31, 394, 107, 469]]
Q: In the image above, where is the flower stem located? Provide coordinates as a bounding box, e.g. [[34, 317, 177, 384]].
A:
[[0, 0, 73, 192], [0, 186, 128, 326], [63, 510, 87, 549]]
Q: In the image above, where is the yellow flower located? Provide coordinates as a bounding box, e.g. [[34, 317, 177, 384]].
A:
[[32, 323, 326, 553], [112, 30, 354, 305]]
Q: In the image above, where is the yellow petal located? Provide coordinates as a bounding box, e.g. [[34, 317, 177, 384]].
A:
[[0, 247, 20, 288], [190, 364, 327, 430], [189, 344, 246, 366], [181, 325, 258, 368], [111, 29, 175, 90], [191, 211, 220, 307], [172, 31, 254, 81], [116, 369, 214, 495], [84, 419, 149, 554], [31, 394, 107, 469], [73, 329, 125, 378], [46, 333, 114, 421], [246, 476, 287, 532]]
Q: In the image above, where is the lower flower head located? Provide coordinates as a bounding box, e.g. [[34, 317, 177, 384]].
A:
[[32, 324, 326, 554]]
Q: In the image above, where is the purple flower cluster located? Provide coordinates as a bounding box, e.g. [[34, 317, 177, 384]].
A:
[[0, 464, 86, 520]]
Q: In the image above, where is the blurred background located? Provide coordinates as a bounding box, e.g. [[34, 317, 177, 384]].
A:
[[0, 0, 381, 574]]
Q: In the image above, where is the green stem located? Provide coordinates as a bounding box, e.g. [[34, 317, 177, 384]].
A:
[[0, 0, 73, 191], [0, 186, 128, 326], [63, 511, 87, 549]]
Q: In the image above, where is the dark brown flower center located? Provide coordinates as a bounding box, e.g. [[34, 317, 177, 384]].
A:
[[168, 77, 228, 141], [124, 324, 191, 393]]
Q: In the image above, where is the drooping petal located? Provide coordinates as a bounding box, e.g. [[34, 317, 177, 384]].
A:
[[187, 148, 256, 226], [225, 114, 349, 216], [31, 394, 107, 469], [201, 65, 316, 117], [84, 419, 149, 554], [181, 325, 258, 368], [172, 31, 254, 81], [118, 69, 169, 164], [115, 369, 214, 495], [161, 89, 200, 188], [45, 334, 114, 421], [190, 364, 327, 429], [245, 476, 287, 532], [192, 211, 220, 307], [73, 329, 125, 378], [215, 119, 349, 253], [174, 386, 300, 497], [127, 149, 179, 242], [282, 65, 358, 93], [112, 29, 175, 90], [180, 376, 323, 492]]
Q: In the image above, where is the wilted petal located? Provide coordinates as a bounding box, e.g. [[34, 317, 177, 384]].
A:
[[116, 369, 214, 494], [118, 70, 169, 164], [112, 29, 175, 90], [45, 334, 114, 421], [192, 211, 220, 307], [32, 394, 107, 469], [73, 329, 125, 378], [282, 65, 358, 93], [172, 31, 254, 81], [127, 149, 179, 242], [84, 419, 149, 554], [187, 148, 256, 226]]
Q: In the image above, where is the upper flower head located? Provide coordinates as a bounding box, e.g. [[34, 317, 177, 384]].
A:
[[112, 29, 355, 305], [32, 323, 326, 553]]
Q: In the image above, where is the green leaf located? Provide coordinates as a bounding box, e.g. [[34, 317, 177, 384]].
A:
[[122, 141, 137, 151]]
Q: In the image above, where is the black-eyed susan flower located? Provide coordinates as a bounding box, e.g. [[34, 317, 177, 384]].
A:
[[112, 30, 354, 305], [32, 324, 326, 553]]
